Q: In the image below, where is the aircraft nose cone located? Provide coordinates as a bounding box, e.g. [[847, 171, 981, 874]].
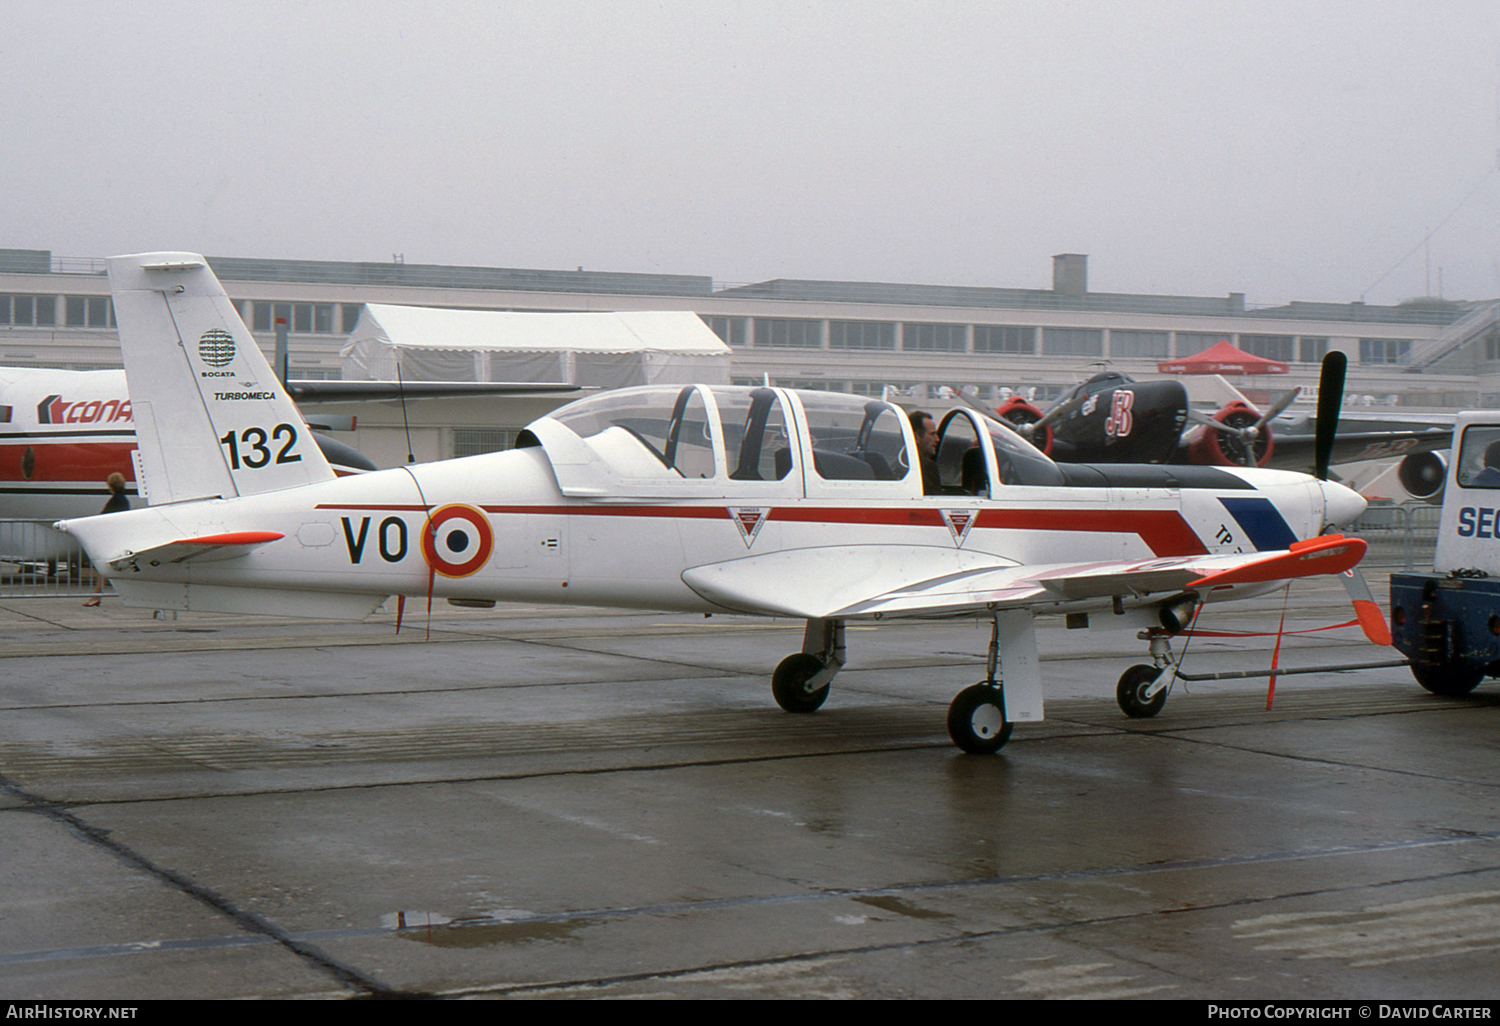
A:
[[1321, 480, 1366, 528]]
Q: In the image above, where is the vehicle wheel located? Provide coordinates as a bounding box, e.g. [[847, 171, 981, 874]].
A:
[[1411, 663, 1484, 697], [772, 653, 829, 713], [947, 683, 1013, 754], [1117, 664, 1168, 719]]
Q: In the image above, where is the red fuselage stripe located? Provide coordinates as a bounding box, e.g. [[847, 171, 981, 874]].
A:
[[317, 502, 1208, 557]]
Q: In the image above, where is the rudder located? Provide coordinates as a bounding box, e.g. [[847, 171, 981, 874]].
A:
[[106, 252, 335, 503]]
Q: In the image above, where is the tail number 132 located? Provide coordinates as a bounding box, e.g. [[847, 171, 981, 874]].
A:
[[219, 423, 303, 469]]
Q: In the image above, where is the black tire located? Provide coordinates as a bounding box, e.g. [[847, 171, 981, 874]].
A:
[[772, 653, 829, 713], [1412, 663, 1484, 697], [947, 683, 1013, 754], [1117, 664, 1168, 719]]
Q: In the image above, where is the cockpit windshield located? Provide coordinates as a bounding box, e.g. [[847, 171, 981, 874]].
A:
[[551, 385, 717, 478]]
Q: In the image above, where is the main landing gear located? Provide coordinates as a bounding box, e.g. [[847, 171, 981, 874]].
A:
[[1117, 629, 1176, 719], [769, 612, 1042, 755], [772, 619, 845, 714], [947, 615, 1013, 754]]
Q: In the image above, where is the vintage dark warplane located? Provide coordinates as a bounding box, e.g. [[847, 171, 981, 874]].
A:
[[993, 370, 1453, 476]]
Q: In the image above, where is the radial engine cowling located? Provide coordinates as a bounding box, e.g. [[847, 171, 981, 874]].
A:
[[995, 397, 1053, 455], [1185, 400, 1275, 468]]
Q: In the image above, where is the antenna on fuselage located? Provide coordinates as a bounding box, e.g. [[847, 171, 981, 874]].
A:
[[397, 362, 415, 464]]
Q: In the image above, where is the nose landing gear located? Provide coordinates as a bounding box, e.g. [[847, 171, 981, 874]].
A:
[[1117, 628, 1176, 719]]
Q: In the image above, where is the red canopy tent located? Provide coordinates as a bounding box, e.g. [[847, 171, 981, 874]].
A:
[[1157, 340, 1290, 375]]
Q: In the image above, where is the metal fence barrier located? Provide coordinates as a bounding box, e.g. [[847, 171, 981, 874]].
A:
[[0, 519, 113, 599], [1344, 503, 1442, 572]]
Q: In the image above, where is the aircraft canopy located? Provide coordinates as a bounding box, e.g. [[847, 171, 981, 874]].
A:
[[340, 305, 732, 388]]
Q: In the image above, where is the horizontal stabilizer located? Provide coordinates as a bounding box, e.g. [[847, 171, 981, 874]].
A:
[[109, 531, 283, 573]]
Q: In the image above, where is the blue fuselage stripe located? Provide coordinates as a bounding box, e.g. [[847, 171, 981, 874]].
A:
[[1218, 496, 1298, 551]]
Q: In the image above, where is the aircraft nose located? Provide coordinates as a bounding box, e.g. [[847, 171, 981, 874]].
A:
[[1320, 479, 1366, 528]]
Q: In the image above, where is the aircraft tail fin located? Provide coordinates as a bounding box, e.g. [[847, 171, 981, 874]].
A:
[[105, 252, 336, 504]]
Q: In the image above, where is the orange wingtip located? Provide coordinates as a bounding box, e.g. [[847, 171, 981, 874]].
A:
[[171, 531, 285, 546], [1353, 598, 1394, 646], [1290, 533, 1342, 552], [1189, 536, 1367, 588]]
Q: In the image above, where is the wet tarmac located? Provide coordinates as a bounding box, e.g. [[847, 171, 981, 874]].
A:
[[2, 576, 1498, 999]]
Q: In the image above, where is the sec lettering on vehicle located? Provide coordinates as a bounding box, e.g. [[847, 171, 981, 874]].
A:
[[1455, 507, 1500, 538], [214, 391, 277, 400]]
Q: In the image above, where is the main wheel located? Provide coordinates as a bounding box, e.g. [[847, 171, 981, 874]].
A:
[[772, 653, 830, 713], [1412, 663, 1484, 697], [1117, 664, 1168, 719], [947, 683, 1013, 754]]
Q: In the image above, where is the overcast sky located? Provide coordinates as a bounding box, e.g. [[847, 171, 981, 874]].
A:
[[4, 1, 1499, 307]]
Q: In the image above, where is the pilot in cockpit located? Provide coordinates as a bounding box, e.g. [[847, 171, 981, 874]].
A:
[[910, 411, 941, 495]]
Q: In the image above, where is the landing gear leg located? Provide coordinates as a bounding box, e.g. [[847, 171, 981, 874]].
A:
[[948, 614, 1015, 754], [1117, 629, 1176, 719], [772, 618, 845, 713]]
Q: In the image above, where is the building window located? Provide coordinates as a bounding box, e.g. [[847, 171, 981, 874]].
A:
[[1013, 384, 1067, 403], [64, 296, 114, 328], [1299, 337, 1329, 363], [755, 318, 821, 348], [778, 378, 841, 391], [1239, 334, 1295, 362], [973, 325, 1036, 354], [904, 322, 967, 352], [851, 380, 908, 397], [251, 301, 339, 333], [1109, 330, 1169, 359], [1176, 332, 1228, 357], [288, 366, 343, 381], [1042, 327, 1103, 357], [828, 320, 896, 350], [452, 428, 516, 457], [1359, 339, 1411, 365], [1481, 328, 1500, 362], [0, 295, 53, 326], [701, 315, 748, 346], [342, 304, 364, 333]]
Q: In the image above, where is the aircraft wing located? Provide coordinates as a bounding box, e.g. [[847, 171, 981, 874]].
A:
[[681, 536, 1366, 621], [107, 530, 284, 573], [1262, 411, 1453, 471], [286, 381, 582, 403]]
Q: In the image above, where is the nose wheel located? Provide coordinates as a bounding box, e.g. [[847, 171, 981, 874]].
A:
[[1117, 628, 1178, 718], [1116, 664, 1168, 718]]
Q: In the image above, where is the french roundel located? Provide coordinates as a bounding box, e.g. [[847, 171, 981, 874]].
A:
[[421, 504, 494, 578]]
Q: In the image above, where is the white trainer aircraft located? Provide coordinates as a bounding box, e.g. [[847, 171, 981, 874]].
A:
[[60, 253, 1383, 754]]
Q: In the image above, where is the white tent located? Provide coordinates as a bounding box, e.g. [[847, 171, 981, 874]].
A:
[[340, 305, 731, 389]]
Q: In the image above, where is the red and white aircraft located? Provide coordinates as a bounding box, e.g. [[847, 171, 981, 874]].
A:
[[60, 254, 1383, 753]]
